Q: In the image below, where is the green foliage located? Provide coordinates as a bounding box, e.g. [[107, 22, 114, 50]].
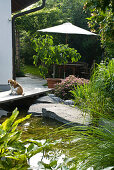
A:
[[0, 108, 31, 169], [61, 0, 87, 26], [15, 0, 102, 67], [0, 106, 113, 169], [38, 65, 48, 78], [16, 59, 25, 77], [19, 31, 35, 65], [84, 0, 114, 59], [32, 35, 81, 78], [16, 7, 63, 64], [71, 59, 114, 121], [64, 124, 114, 170], [33, 121, 114, 170], [54, 75, 89, 99], [0, 108, 54, 169]]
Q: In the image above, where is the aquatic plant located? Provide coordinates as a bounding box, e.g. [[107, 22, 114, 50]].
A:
[[38, 123, 114, 170], [0, 108, 30, 169], [0, 108, 53, 169]]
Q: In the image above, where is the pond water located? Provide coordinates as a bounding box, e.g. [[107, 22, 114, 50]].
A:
[[0, 111, 64, 140], [1, 109, 112, 170], [0, 109, 96, 169], [0, 110, 73, 169]]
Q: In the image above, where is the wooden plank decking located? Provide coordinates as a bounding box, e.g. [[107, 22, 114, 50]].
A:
[[0, 88, 52, 112]]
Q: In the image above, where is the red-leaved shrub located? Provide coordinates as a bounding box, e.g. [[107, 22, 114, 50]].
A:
[[54, 75, 89, 100]]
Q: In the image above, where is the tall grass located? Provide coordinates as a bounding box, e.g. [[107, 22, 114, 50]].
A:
[[71, 59, 114, 122], [34, 121, 114, 170]]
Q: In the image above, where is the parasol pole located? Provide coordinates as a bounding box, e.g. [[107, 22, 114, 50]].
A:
[[66, 33, 68, 44], [52, 64, 56, 78], [63, 33, 68, 78]]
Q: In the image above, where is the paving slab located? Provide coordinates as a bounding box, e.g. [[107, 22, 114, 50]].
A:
[[0, 76, 51, 112], [16, 76, 47, 93]]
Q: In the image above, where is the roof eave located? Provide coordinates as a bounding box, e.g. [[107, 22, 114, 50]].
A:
[[11, 0, 40, 13]]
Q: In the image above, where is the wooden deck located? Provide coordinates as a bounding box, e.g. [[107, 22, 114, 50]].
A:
[[0, 88, 52, 112]]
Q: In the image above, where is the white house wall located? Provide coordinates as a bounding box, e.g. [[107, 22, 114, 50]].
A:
[[0, 0, 12, 90]]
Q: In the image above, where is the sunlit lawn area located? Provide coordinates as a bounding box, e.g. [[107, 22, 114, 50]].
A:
[[22, 64, 41, 77]]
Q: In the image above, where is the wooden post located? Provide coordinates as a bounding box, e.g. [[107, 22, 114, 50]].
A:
[[53, 64, 56, 78], [16, 29, 20, 73]]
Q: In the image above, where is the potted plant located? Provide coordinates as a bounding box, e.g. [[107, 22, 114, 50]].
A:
[[32, 35, 81, 88]]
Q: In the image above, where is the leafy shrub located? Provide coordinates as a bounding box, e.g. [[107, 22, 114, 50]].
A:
[[54, 75, 89, 100], [32, 35, 81, 78], [71, 59, 114, 120]]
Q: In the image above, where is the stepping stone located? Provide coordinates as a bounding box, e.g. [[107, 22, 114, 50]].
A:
[[35, 95, 55, 103], [28, 103, 90, 126], [64, 100, 74, 105]]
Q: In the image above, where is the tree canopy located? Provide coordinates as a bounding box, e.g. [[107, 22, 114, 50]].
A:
[[15, 0, 102, 66], [84, 0, 114, 59]]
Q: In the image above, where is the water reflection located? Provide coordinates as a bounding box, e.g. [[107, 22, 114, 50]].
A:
[[0, 109, 7, 117], [28, 151, 66, 170], [0, 109, 64, 140]]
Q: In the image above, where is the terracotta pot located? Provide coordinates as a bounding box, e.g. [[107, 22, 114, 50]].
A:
[[46, 78, 62, 88]]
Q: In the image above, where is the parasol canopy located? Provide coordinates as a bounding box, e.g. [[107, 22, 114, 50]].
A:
[[38, 22, 97, 35]]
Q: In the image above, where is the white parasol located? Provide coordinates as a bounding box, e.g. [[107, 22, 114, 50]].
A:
[[38, 22, 96, 35], [37, 22, 97, 78], [38, 22, 97, 43]]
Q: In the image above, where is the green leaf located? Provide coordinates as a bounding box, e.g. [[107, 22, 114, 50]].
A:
[[2, 108, 19, 132], [50, 160, 57, 168], [8, 131, 22, 144], [27, 143, 34, 152], [12, 114, 31, 132]]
